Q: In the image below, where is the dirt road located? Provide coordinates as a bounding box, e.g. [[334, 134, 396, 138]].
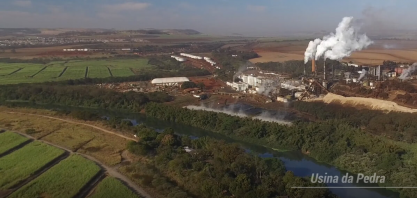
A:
[[5, 112, 152, 198], [6, 112, 138, 141]]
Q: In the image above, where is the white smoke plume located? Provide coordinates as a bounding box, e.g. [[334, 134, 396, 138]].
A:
[[185, 105, 292, 125], [399, 63, 417, 80], [233, 61, 252, 82], [304, 38, 322, 64], [304, 17, 373, 63], [358, 69, 367, 81]]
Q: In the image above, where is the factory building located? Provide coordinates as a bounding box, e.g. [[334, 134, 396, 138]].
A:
[[171, 55, 186, 62], [180, 53, 202, 60], [151, 77, 189, 86], [203, 57, 216, 66], [226, 82, 249, 92]]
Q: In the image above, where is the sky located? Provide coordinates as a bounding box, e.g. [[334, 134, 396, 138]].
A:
[[0, 0, 415, 36]]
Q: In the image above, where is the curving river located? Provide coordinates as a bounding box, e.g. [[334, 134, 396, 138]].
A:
[[126, 114, 400, 198]]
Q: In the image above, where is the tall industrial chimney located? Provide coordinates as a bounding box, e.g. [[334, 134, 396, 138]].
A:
[[304, 64, 306, 75], [323, 61, 326, 80], [312, 59, 316, 74]]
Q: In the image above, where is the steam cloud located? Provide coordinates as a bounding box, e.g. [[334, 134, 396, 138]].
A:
[[233, 61, 252, 81], [358, 69, 367, 81], [304, 39, 322, 64], [399, 63, 417, 80], [304, 17, 373, 64], [185, 104, 292, 125]]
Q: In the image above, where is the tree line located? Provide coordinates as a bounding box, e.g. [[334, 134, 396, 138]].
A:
[[113, 121, 337, 198], [0, 84, 172, 110], [144, 102, 417, 198]]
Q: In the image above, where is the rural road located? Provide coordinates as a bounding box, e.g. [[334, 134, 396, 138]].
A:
[[6, 112, 138, 141], [5, 112, 152, 198]]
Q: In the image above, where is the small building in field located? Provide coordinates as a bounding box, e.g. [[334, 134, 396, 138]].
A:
[[151, 77, 190, 86]]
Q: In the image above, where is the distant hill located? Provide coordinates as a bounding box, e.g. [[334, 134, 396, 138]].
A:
[[134, 29, 201, 35], [163, 29, 201, 35], [0, 28, 201, 37]]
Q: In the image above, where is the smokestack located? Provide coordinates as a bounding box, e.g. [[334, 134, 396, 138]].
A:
[[332, 64, 335, 79], [312, 59, 316, 74], [324, 61, 326, 80], [304, 64, 306, 75]]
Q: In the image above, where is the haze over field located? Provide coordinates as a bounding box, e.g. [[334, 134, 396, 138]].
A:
[[1, 0, 417, 37]]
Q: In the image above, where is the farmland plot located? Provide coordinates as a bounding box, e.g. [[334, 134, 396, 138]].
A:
[[0, 141, 65, 190], [88, 177, 141, 198], [9, 155, 101, 198], [33, 66, 65, 80], [88, 66, 111, 78], [59, 66, 86, 80], [0, 132, 28, 155]]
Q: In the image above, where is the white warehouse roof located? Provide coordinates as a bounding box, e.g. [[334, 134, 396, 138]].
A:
[[151, 77, 190, 84]]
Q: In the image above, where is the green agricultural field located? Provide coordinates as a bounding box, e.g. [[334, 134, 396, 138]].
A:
[[9, 154, 101, 198], [0, 58, 152, 84], [8, 65, 46, 78], [88, 66, 111, 78], [33, 66, 66, 80], [0, 141, 64, 190], [109, 67, 134, 77], [0, 66, 22, 76], [88, 177, 141, 198], [0, 132, 28, 155], [60, 66, 87, 80]]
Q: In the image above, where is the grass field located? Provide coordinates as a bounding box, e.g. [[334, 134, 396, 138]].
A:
[[0, 141, 65, 190], [9, 154, 101, 198], [0, 58, 151, 85], [42, 127, 96, 151], [0, 132, 28, 155], [88, 177, 141, 198], [0, 110, 128, 165], [88, 66, 111, 78]]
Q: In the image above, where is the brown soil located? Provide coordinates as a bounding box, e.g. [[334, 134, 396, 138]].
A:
[[250, 40, 417, 64], [314, 93, 417, 113], [189, 76, 225, 92]]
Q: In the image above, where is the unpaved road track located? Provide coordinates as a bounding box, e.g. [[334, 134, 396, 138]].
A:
[[6, 112, 138, 141], [4, 112, 152, 198]]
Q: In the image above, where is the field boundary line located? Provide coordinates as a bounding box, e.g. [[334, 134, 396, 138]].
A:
[[0, 139, 32, 158], [58, 66, 68, 77], [73, 170, 106, 198], [5, 112, 138, 141], [85, 66, 89, 78], [7, 130, 152, 198], [30, 66, 48, 78], [7, 68, 23, 76], [2, 151, 70, 198], [129, 68, 135, 74], [106, 66, 113, 77]]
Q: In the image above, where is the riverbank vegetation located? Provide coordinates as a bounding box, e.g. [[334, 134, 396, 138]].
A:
[[144, 102, 417, 198], [123, 125, 335, 198]]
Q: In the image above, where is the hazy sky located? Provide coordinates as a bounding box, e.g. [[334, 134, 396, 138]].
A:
[[0, 0, 415, 36]]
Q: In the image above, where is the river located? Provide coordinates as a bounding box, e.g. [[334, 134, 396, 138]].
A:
[[3, 102, 400, 198], [126, 114, 400, 198]]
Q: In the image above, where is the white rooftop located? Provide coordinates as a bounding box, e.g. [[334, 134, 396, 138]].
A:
[[151, 77, 190, 84]]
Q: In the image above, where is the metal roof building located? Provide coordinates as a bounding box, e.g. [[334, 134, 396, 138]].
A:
[[151, 77, 190, 86]]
